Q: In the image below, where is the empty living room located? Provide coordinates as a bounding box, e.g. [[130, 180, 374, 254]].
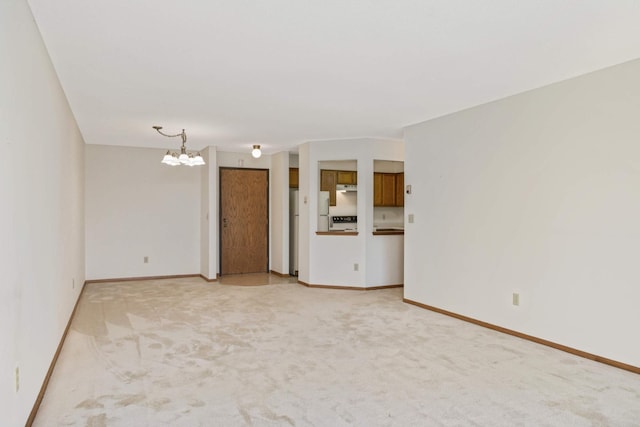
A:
[[2, 1, 640, 426]]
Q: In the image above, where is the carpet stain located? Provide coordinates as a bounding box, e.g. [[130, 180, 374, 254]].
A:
[[114, 394, 145, 407], [188, 398, 205, 407], [239, 407, 253, 425], [150, 397, 171, 409], [140, 332, 174, 347], [264, 408, 295, 426], [123, 369, 148, 381], [85, 413, 107, 427], [75, 399, 104, 409]]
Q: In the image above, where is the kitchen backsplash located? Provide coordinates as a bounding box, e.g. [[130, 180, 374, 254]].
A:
[[330, 191, 357, 216], [374, 206, 404, 228], [327, 192, 404, 227]]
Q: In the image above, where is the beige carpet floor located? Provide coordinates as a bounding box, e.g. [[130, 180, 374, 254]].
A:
[[217, 273, 298, 287], [33, 276, 640, 426]]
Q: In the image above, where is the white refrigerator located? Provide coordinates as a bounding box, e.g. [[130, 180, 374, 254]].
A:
[[318, 191, 330, 232], [290, 190, 299, 276]]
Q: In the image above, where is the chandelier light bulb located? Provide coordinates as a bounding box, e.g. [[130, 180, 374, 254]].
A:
[[161, 150, 174, 165], [193, 153, 205, 165]]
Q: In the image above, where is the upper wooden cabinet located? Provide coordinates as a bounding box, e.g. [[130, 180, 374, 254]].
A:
[[395, 173, 404, 207], [337, 171, 357, 185], [321, 169, 357, 206], [374, 172, 404, 207], [381, 174, 396, 206], [320, 169, 338, 206], [373, 173, 383, 206], [289, 168, 299, 188]]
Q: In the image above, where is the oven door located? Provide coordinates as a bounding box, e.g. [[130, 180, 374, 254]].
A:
[[330, 216, 357, 231]]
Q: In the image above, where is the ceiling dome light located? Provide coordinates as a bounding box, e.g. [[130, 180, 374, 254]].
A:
[[251, 144, 262, 158]]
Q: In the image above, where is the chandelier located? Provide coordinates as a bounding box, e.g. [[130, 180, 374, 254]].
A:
[[153, 126, 205, 166]]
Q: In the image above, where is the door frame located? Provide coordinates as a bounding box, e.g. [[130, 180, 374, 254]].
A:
[[218, 167, 270, 276]]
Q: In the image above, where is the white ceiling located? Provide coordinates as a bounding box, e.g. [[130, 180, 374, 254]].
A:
[[27, 0, 640, 154]]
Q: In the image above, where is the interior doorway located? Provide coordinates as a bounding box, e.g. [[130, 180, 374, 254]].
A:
[[219, 168, 269, 275]]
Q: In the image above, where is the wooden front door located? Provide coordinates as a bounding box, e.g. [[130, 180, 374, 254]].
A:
[[220, 168, 269, 275]]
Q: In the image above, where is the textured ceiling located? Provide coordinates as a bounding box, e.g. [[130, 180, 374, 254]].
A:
[[27, 0, 640, 154]]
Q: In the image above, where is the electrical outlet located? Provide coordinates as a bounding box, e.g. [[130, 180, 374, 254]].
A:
[[512, 293, 520, 306], [144, 256, 149, 264], [72, 278, 75, 289], [354, 263, 359, 271], [408, 214, 414, 223], [15, 366, 19, 392]]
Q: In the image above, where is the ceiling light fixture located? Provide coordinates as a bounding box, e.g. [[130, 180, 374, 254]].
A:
[[153, 126, 205, 166], [251, 144, 262, 158]]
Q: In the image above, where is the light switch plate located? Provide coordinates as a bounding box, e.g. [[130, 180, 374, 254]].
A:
[[512, 293, 520, 306]]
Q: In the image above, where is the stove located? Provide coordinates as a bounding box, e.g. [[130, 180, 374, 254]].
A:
[[330, 215, 357, 231]]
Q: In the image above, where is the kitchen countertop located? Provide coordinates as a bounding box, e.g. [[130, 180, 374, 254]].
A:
[[315, 227, 403, 235], [373, 227, 404, 235], [316, 231, 359, 236]]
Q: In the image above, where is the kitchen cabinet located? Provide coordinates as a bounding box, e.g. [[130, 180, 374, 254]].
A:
[[321, 169, 357, 206], [395, 173, 404, 207], [373, 173, 383, 206], [337, 171, 357, 185], [289, 168, 299, 188], [374, 172, 404, 207], [320, 170, 337, 206], [381, 174, 397, 206]]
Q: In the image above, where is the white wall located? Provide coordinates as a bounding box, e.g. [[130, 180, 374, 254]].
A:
[[85, 145, 200, 280], [367, 235, 404, 287], [199, 147, 218, 279], [217, 151, 271, 169], [289, 153, 299, 168], [298, 139, 404, 287], [298, 144, 312, 282], [404, 58, 640, 367], [0, 1, 85, 425], [86, 146, 278, 281], [270, 151, 290, 275], [200, 147, 210, 278]]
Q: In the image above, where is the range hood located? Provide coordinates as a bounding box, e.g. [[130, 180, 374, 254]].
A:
[[336, 184, 357, 192]]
